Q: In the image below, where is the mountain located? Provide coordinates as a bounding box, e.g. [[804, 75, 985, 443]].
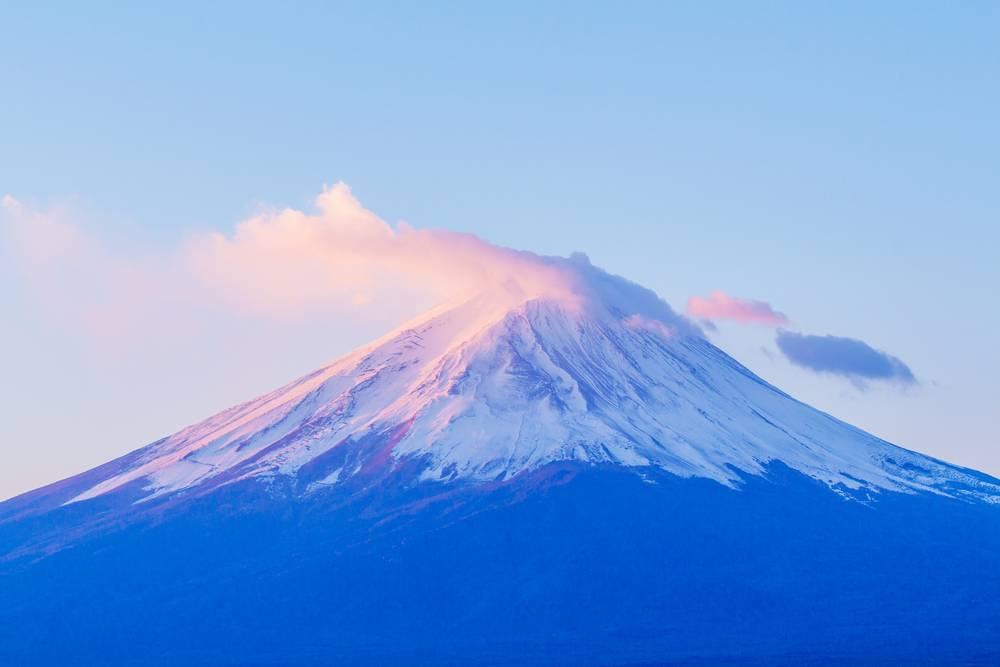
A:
[[2, 255, 999, 666]]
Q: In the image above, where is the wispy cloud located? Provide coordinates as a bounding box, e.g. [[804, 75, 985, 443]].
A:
[[775, 330, 916, 388], [0, 184, 588, 351], [1, 193, 169, 339], [686, 291, 788, 326], [183, 182, 575, 317]]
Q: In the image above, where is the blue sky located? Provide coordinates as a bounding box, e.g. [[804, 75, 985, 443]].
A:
[[2, 2, 998, 498]]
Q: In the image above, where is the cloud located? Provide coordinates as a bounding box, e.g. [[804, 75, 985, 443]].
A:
[[2, 194, 92, 265], [183, 183, 575, 318], [623, 314, 677, 339], [775, 330, 916, 387], [5, 183, 698, 354], [683, 289, 914, 390], [687, 291, 788, 326], [3, 195, 134, 337]]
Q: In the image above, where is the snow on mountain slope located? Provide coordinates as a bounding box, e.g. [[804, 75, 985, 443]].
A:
[[69, 255, 1000, 505]]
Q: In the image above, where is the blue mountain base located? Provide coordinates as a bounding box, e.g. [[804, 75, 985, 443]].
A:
[[2, 463, 999, 666]]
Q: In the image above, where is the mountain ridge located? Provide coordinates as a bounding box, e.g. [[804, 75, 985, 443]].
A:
[[3, 256, 995, 519], [46, 257, 1000, 509]]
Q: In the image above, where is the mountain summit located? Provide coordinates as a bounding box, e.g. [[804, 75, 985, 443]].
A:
[[3, 257, 1000, 666], [56, 257, 1000, 507]]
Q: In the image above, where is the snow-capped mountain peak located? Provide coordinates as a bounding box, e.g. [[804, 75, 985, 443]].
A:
[[68, 258, 1000, 505]]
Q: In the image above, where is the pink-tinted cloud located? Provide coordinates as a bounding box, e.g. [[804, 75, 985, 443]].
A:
[[184, 182, 578, 318], [2, 194, 193, 342], [1, 184, 583, 352], [623, 313, 677, 339], [1, 195, 92, 265], [4, 183, 702, 362], [686, 291, 788, 326]]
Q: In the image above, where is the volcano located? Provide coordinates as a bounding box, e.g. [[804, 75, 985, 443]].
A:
[[3, 254, 999, 666]]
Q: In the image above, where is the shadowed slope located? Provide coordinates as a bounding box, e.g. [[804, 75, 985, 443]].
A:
[[2, 464, 1000, 666]]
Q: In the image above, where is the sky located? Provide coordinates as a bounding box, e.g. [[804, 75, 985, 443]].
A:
[[1, 2, 998, 499]]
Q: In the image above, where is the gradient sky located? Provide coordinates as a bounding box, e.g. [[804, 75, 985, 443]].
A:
[[2, 2, 998, 499]]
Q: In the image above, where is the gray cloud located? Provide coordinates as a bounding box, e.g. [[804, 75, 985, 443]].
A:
[[776, 330, 916, 387]]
